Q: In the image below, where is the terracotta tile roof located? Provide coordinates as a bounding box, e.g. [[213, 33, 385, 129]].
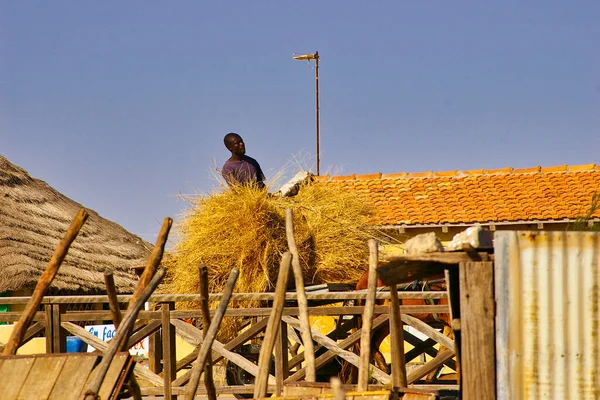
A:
[[313, 164, 600, 226]]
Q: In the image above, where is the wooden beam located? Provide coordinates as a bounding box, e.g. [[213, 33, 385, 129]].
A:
[[198, 265, 217, 400], [406, 349, 456, 384], [162, 303, 177, 400], [459, 261, 495, 400], [275, 321, 289, 395], [388, 284, 407, 388], [254, 252, 292, 398], [104, 271, 123, 328], [401, 314, 455, 351], [286, 209, 316, 382], [358, 239, 379, 391]]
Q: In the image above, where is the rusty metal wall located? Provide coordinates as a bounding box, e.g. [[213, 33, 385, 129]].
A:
[[495, 231, 600, 400]]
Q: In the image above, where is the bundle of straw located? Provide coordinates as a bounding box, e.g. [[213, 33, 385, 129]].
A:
[[167, 182, 374, 339]]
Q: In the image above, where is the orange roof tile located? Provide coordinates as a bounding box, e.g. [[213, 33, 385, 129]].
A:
[[313, 164, 600, 226]]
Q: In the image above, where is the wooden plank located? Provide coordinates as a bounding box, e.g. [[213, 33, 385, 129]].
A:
[[460, 261, 495, 400], [254, 252, 292, 398], [16, 355, 67, 399], [282, 316, 391, 385], [49, 355, 99, 400], [401, 314, 455, 351], [0, 290, 448, 305], [406, 349, 455, 385], [142, 384, 279, 396], [0, 358, 35, 400], [286, 314, 389, 383], [162, 303, 177, 400], [382, 251, 490, 264], [97, 353, 131, 400], [127, 320, 161, 349], [378, 261, 446, 286], [358, 239, 379, 391]]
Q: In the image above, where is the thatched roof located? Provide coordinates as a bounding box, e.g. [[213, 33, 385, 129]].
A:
[[0, 155, 152, 294]]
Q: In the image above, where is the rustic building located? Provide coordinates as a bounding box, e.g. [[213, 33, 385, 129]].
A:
[[0, 155, 151, 297], [313, 164, 600, 243]]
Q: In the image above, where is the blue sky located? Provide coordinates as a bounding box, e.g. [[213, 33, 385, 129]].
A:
[[1, 1, 599, 242]]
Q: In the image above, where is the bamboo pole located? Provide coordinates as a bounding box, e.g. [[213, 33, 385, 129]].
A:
[[3, 208, 88, 355], [285, 208, 316, 382], [104, 271, 122, 328], [82, 268, 166, 400], [254, 252, 292, 399], [184, 267, 240, 400], [357, 239, 379, 391], [198, 265, 217, 400]]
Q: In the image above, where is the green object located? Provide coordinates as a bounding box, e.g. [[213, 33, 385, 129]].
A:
[[0, 292, 8, 325]]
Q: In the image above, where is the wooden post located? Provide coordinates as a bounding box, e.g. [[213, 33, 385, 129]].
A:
[[285, 208, 316, 382], [444, 267, 461, 386], [45, 304, 54, 354], [120, 217, 172, 352], [148, 302, 163, 374], [3, 208, 88, 355], [184, 267, 240, 400], [162, 302, 177, 400], [388, 285, 407, 388], [104, 271, 123, 327], [331, 376, 346, 400], [275, 320, 289, 395], [52, 304, 67, 353], [357, 239, 378, 391], [198, 265, 217, 400], [82, 268, 166, 400], [460, 261, 495, 400], [254, 252, 292, 399], [129, 218, 172, 309]]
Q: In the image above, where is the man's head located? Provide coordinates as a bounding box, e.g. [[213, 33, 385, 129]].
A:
[[224, 133, 245, 157]]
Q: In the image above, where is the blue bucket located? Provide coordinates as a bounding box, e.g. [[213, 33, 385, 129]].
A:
[[66, 336, 87, 353]]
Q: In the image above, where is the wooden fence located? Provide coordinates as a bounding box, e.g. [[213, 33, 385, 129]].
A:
[[0, 289, 457, 398]]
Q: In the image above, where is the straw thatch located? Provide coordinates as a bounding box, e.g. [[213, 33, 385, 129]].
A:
[[0, 155, 151, 294], [167, 181, 374, 312]]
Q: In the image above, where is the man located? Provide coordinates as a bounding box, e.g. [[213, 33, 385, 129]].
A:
[[221, 132, 266, 189]]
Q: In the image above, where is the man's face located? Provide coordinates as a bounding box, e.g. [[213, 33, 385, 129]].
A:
[[227, 135, 246, 156]]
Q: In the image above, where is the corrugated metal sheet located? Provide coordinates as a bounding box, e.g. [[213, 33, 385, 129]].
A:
[[495, 231, 600, 400]]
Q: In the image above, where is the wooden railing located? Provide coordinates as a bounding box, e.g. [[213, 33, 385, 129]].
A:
[[0, 290, 455, 398]]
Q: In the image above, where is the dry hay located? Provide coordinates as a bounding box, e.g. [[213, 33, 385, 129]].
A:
[[166, 182, 374, 339]]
